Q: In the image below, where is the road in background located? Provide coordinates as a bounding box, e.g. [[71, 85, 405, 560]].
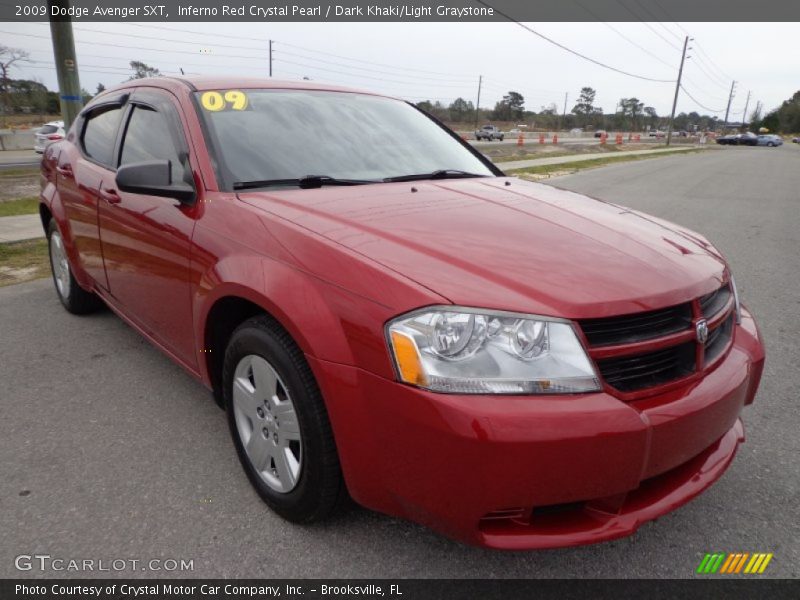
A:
[[0, 150, 39, 170], [1, 145, 798, 578]]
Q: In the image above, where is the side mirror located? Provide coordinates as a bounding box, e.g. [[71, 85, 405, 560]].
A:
[[116, 160, 195, 204]]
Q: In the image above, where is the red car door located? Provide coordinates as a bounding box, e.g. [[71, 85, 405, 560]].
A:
[[97, 88, 199, 370], [58, 98, 128, 290]]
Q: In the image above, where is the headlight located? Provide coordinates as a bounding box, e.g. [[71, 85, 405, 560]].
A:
[[386, 307, 600, 394]]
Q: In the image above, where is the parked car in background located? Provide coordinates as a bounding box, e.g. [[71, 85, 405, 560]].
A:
[[648, 130, 665, 138], [717, 132, 759, 146], [593, 130, 606, 138], [792, 136, 799, 144], [570, 128, 583, 135], [475, 125, 504, 141], [757, 134, 783, 147], [39, 77, 765, 549], [34, 120, 65, 153]]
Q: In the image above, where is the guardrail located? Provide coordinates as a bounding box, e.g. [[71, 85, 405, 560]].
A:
[[0, 130, 36, 151]]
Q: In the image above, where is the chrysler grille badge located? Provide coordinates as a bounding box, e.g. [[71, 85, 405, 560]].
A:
[[696, 319, 709, 344]]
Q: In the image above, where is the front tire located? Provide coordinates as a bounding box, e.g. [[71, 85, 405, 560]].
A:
[[223, 315, 347, 522], [47, 219, 101, 314]]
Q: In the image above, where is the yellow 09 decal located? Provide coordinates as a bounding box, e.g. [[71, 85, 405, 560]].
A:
[[200, 90, 249, 111]]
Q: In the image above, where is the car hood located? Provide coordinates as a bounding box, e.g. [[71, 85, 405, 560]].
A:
[[240, 178, 728, 318]]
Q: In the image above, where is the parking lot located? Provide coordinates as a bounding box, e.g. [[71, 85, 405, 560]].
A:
[[1, 144, 798, 578]]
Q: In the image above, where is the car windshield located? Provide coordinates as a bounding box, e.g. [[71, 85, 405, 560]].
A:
[[195, 89, 494, 189]]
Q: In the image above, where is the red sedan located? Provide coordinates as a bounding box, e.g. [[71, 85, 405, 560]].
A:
[[39, 77, 764, 549]]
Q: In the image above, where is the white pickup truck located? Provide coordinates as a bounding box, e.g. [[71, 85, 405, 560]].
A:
[[475, 125, 504, 141]]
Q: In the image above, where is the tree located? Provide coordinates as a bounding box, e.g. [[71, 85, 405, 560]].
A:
[[539, 103, 558, 115], [0, 45, 31, 117], [96, 83, 106, 95], [415, 100, 434, 113], [643, 106, 658, 128], [571, 87, 596, 124], [128, 61, 161, 80], [447, 97, 474, 122], [619, 97, 644, 130], [492, 91, 525, 121], [776, 91, 800, 132]]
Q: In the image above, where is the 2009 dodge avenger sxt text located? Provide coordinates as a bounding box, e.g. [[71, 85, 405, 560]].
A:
[[39, 77, 764, 549]]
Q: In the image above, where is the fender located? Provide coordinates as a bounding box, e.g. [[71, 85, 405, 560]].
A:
[[193, 253, 397, 386]]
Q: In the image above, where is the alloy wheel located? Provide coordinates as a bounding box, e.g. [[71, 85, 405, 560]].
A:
[[232, 354, 302, 493]]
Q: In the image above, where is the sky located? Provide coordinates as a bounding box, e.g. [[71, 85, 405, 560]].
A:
[[3, 21, 798, 119]]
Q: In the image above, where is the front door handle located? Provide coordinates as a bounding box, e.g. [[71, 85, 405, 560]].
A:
[[100, 188, 121, 205]]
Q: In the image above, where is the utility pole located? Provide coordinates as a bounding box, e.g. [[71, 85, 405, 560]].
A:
[[723, 80, 737, 131], [741, 90, 751, 130], [269, 40, 273, 77], [559, 91, 568, 132], [474, 75, 482, 130], [48, 0, 82, 129], [666, 35, 690, 147]]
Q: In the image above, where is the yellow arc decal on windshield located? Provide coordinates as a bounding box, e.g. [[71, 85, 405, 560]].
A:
[[200, 90, 249, 111]]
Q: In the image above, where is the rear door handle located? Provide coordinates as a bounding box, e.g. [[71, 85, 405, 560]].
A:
[[56, 165, 74, 179], [99, 188, 121, 205]]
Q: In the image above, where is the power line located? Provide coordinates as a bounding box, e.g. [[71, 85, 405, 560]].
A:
[[685, 57, 731, 90], [680, 74, 728, 104], [475, 0, 674, 83], [27, 21, 483, 80], [613, 0, 681, 51], [679, 84, 726, 113], [575, 0, 677, 70], [275, 50, 475, 83], [630, 0, 684, 43], [693, 41, 736, 82], [277, 41, 475, 78], [649, 0, 692, 37], [275, 58, 476, 88]]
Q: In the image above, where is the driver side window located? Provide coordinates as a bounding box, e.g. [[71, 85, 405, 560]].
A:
[[120, 105, 185, 184]]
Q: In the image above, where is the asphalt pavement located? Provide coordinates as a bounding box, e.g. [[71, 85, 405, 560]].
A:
[[1, 144, 798, 579]]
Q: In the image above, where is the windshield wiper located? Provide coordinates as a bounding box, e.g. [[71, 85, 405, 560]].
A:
[[383, 169, 488, 183], [234, 175, 376, 191]]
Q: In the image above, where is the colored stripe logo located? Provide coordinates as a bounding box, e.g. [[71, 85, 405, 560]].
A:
[[697, 552, 773, 574]]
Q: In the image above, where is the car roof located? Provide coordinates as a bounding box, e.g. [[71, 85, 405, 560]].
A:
[[94, 76, 393, 100]]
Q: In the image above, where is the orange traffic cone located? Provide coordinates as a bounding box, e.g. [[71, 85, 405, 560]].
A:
[[615, 133, 623, 145], [517, 133, 524, 146], [553, 134, 558, 144], [600, 133, 607, 145], [539, 133, 545, 144]]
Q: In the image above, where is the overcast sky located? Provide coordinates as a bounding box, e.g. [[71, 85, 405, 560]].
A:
[[4, 21, 798, 118]]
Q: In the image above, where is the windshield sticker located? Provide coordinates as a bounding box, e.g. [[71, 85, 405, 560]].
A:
[[200, 90, 249, 111]]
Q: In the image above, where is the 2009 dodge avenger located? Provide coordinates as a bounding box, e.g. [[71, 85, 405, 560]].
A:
[[39, 77, 764, 548]]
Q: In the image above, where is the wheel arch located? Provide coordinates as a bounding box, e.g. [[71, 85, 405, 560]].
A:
[[196, 259, 359, 408]]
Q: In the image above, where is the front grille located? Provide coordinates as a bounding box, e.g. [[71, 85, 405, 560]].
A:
[[700, 284, 732, 318], [705, 314, 734, 364], [579, 283, 735, 395], [595, 342, 696, 392], [579, 303, 693, 347]]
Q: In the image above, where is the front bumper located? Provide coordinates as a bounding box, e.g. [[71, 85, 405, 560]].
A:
[[309, 307, 764, 549]]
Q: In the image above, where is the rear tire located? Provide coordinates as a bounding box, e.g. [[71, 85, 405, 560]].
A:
[[223, 315, 347, 523], [47, 219, 102, 315]]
